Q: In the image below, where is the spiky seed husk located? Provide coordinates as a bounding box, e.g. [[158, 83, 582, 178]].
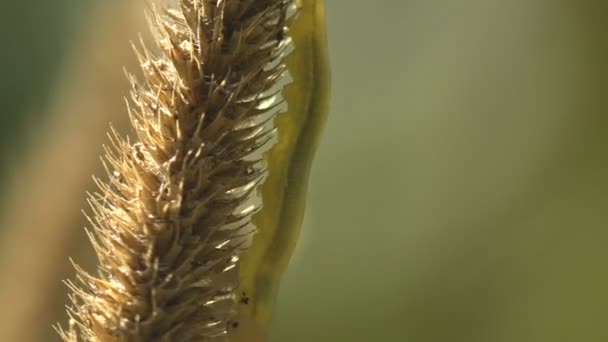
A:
[[58, 0, 293, 340]]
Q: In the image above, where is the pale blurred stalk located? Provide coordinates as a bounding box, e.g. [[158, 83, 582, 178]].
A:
[[0, 1, 147, 340]]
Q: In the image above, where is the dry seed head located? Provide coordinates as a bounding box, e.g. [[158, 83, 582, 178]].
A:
[[58, 0, 294, 340]]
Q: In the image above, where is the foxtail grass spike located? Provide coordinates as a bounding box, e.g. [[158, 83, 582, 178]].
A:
[[58, 0, 295, 340]]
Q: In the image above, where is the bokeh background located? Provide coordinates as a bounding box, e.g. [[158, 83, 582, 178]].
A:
[[1, 1, 608, 341]]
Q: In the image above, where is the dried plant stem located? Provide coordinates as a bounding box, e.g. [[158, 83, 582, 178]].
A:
[[59, 0, 293, 340]]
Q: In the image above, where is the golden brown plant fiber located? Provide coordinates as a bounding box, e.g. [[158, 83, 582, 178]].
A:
[[59, 0, 293, 340]]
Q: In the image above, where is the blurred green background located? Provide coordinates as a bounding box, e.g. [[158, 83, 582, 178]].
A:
[[2, 1, 608, 341], [0, 0, 90, 175]]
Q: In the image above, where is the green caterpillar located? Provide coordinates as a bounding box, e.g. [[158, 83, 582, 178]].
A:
[[230, 1, 331, 340]]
